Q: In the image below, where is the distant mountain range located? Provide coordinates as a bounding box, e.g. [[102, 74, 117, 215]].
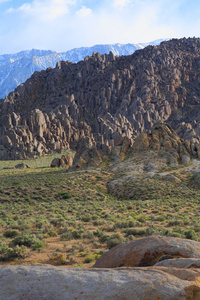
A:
[[0, 39, 165, 99]]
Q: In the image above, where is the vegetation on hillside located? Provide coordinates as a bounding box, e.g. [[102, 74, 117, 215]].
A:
[[0, 151, 200, 267]]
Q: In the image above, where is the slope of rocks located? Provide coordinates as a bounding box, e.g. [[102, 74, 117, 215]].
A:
[[0, 41, 161, 99], [1, 37, 200, 160], [132, 121, 200, 165]]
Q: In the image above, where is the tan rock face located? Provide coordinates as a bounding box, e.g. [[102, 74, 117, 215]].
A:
[[1, 265, 200, 300], [94, 236, 200, 268], [70, 137, 102, 170], [132, 132, 150, 151], [132, 121, 200, 165]]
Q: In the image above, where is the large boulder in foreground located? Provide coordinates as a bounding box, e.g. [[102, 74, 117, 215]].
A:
[[1, 265, 200, 300], [94, 235, 200, 268]]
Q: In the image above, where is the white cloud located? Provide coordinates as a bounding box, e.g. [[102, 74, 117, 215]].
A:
[[1, 0, 199, 55], [9, 0, 76, 22], [75, 6, 92, 18], [112, 0, 130, 8]]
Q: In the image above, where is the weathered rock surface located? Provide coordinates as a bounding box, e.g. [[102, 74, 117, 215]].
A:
[[94, 235, 200, 268], [50, 154, 73, 168], [1, 38, 200, 160], [1, 265, 200, 300], [132, 121, 200, 165], [69, 137, 103, 170], [155, 258, 200, 268]]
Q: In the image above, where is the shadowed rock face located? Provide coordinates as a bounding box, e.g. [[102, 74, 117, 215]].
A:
[[1, 37, 200, 160]]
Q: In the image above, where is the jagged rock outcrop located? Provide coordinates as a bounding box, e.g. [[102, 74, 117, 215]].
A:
[[0, 41, 161, 99], [132, 121, 200, 165], [1, 38, 200, 160], [69, 136, 103, 170], [94, 235, 200, 268]]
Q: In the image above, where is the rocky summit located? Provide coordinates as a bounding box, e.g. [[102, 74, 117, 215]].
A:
[[0, 41, 162, 99], [1, 37, 200, 160]]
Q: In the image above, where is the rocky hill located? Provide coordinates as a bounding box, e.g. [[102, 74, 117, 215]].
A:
[[1, 37, 200, 160], [0, 40, 163, 99]]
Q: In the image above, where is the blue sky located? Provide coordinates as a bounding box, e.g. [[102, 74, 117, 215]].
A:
[[0, 0, 200, 54]]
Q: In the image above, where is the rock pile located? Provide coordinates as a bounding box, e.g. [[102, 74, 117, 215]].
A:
[[133, 121, 200, 165], [69, 136, 103, 170], [50, 154, 73, 168]]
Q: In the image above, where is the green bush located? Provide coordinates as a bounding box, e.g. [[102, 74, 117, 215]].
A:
[[0, 241, 16, 261], [93, 229, 103, 237], [10, 234, 43, 248], [84, 255, 95, 263], [3, 229, 20, 238], [99, 234, 110, 243], [59, 192, 70, 199], [106, 234, 124, 249], [113, 220, 136, 229], [184, 229, 196, 240], [72, 230, 84, 239], [81, 216, 91, 222], [124, 228, 146, 236], [47, 230, 58, 237], [15, 245, 30, 258], [31, 240, 45, 251], [61, 232, 73, 240], [0, 241, 30, 261]]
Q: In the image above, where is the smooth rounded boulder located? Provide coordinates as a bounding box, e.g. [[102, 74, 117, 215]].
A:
[[94, 235, 200, 268], [1, 265, 200, 300]]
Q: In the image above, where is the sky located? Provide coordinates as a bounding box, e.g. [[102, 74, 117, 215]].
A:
[[0, 0, 200, 55]]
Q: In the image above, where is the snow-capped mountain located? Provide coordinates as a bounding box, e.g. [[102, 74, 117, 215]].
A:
[[0, 39, 166, 99]]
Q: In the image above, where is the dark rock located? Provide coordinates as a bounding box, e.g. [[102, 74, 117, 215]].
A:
[[50, 154, 73, 168], [14, 163, 30, 169]]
